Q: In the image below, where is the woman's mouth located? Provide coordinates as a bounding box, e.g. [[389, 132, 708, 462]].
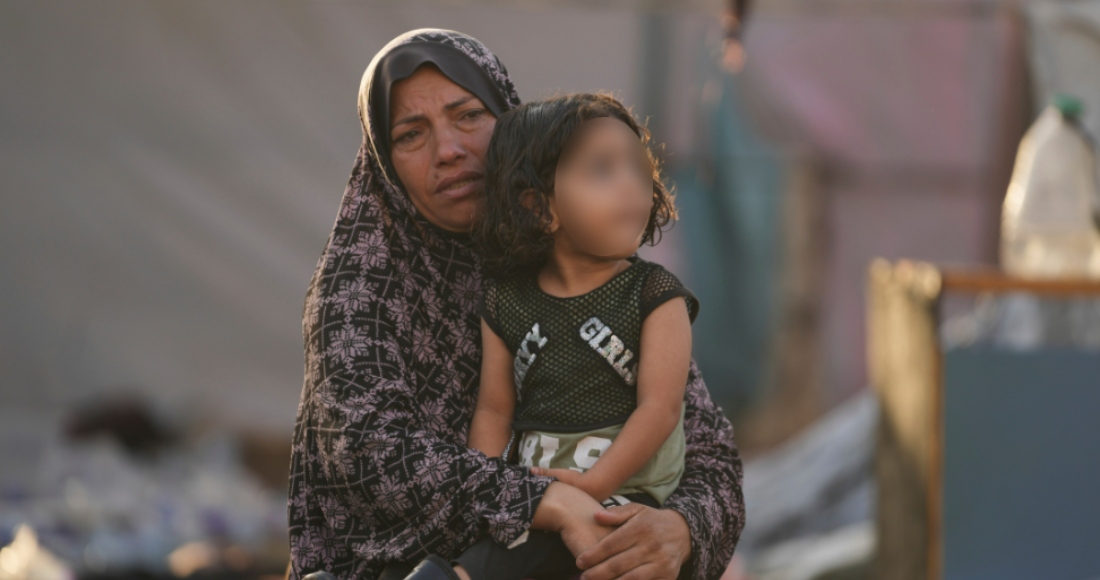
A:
[[435, 174, 483, 199]]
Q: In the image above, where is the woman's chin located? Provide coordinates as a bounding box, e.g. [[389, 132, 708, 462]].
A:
[[417, 192, 480, 232]]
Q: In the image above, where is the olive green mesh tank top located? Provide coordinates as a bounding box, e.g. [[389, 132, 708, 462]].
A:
[[481, 257, 699, 432]]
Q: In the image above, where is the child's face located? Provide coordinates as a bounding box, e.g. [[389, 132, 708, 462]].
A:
[[549, 117, 654, 260]]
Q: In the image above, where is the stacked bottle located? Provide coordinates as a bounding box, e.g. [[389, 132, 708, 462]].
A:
[[1001, 94, 1100, 278]]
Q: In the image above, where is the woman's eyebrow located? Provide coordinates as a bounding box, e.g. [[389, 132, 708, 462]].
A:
[[443, 96, 476, 111], [391, 97, 477, 130], [391, 113, 425, 130]]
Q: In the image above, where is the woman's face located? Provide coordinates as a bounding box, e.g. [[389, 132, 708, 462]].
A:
[[388, 65, 496, 232]]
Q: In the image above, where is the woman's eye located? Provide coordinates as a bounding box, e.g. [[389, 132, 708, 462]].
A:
[[394, 130, 418, 144], [461, 109, 485, 121]]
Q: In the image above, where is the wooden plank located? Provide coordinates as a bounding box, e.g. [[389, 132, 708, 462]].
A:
[[939, 267, 1100, 296], [867, 260, 943, 580]]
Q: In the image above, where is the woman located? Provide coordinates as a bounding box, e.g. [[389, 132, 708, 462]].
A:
[[288, 29, 745, 580]]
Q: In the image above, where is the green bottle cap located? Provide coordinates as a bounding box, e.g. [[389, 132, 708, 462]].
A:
[[1053, 94, 1084, 120]]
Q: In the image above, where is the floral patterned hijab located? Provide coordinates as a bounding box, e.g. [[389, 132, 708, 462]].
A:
[[289, 29, 548, 579], [305, 27, 521, 415]]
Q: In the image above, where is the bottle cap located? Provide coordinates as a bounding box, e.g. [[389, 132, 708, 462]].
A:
[[1053, 93, 1084, 120]]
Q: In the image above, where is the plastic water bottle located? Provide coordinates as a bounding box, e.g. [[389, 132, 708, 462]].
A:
[[1001, 94, 1100, 278]]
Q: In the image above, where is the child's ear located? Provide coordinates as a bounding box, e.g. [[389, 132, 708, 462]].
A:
[[519, 189, 559, 234], [545, 195, 560, 234], [519, 189, 539, 211]]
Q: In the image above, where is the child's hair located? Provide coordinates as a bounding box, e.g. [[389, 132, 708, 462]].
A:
[[472, 92, 676, 278]]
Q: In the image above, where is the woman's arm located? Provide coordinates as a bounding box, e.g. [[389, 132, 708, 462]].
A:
[[296, 308, 614, 569], [305, 368, 549, 553], [532, 298, 690, 502], [467, 319, 518, 457], [573, 361, 745, 580], [659, 361, 746, 579]]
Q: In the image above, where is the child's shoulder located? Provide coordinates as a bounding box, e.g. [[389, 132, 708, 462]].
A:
[[481, 269, 532, 294], [630, 258, 685, 288], [480, 269, 534, 317], [631, 258, 699, 323]]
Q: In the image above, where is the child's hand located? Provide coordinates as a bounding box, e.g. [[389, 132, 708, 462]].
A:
[[561, 518, 615, 559], [531, 466, 581, 484], [531, 467, 605, 500], [536, 482, 615, 559]]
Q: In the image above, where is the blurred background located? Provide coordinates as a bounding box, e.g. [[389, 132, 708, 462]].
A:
[[2, 0, 1099, 579]]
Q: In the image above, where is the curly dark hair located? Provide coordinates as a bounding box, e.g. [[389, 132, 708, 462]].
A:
[[472, 92, 676, 278]]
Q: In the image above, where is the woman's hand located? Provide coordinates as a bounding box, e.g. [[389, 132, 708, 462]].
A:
[[575, 503, 692, 580], [531, 482, 615, 556]]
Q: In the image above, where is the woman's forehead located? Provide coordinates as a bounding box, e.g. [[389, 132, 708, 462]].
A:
[[390, 66, 480, 126]]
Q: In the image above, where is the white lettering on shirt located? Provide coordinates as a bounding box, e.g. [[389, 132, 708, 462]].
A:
[[513, 323, 549, 398], [579, 317, 637, 385]]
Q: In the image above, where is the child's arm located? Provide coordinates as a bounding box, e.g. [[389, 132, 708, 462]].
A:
[[532, 298, 691, 502], [467, 318, 517, 457], [470, 319, 617, 556]]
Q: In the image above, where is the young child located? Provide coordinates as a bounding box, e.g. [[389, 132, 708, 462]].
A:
[[431, 92, 698, 580]]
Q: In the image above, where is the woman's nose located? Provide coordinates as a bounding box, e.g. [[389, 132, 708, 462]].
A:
[[433, 127, 466, 166]]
